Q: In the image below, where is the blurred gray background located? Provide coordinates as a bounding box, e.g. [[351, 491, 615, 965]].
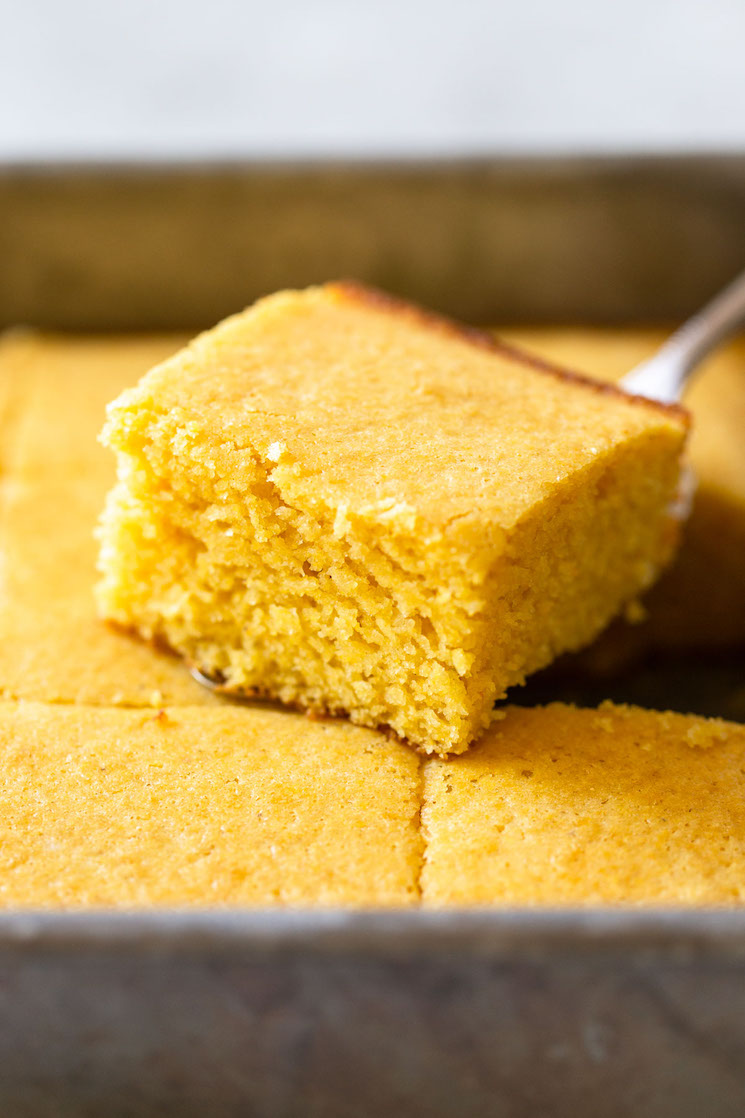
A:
[[1, 0, 744, 159]]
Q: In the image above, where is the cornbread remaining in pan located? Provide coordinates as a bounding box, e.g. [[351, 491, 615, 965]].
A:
[[3, 332, 189, 482], [421, 703, 745, 905], [0, 697, 743, 908], [0, 332, 32, 470], [501, 327, 745, 655], [0, 701, 422, 907], [0, 333, 211, 706], [97, 283, 688, 755]]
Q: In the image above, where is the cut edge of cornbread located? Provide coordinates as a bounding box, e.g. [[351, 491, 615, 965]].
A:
[[96, 283, 689, 755]]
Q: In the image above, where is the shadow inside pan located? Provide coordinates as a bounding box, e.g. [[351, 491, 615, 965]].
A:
[[510, 649, 745, 723]]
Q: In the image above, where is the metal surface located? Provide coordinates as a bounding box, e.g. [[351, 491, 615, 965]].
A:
[[2, 909, 745, 1118], [1, 155, 745, 1116], [2, 155, 745, 330]]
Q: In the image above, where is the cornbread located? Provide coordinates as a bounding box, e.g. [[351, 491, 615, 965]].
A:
[[501, 327, 745, 653], [0, 701, 422, 907], [0, 332, 211, 706], [1, 696, 743, 908], [0, 332, 30, 472], [0, 331, 189, 482], [0, 479, 216, 705], [97, 283, 688, 755], [421, 702, 745, 905]]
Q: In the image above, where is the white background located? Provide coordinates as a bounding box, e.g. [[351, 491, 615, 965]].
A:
[[1, 0, 744, 159]]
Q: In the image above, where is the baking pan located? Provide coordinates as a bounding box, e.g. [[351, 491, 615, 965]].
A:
[[1, 155, 745, 1117], [2, 909, 745, 1118], [3, 154, 745, 330]]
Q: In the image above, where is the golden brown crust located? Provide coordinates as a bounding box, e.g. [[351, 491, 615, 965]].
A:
[[329, 280, 690, 429]]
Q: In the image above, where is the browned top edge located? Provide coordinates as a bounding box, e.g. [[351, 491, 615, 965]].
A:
[[327, 280, 690, 429]]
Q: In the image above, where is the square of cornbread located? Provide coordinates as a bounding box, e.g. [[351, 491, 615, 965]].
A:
[[0, 701, 422, 907], [421, 703, 745, 905], [97, 283, 688, 755]]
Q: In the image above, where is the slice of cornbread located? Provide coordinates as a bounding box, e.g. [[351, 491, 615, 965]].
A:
[[0, 332, 210, 706], [0, 701, 422, 906], [97, 284, 688, 754], [501, 327, 745, 654], [421, 703, 745, 905]]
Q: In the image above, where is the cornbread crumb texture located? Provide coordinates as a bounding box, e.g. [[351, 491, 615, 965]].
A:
[[97, 285, 687, 755], [421, 703, 745, 905], [0, 333, 211, 706], [0, 702, 422, 907], [501, 327, 745, 650]]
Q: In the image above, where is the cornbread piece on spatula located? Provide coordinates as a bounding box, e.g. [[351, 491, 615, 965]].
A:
[[421, 703, 745, 904], [96, 283, 688, 755]]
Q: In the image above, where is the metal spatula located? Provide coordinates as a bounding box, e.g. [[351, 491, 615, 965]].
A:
[[621, 267, 745, 521], [621, 268, 745, 403]]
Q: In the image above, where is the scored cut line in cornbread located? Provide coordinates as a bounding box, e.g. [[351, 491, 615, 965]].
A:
[[421, 703, 745, 905], [97, 283, 688, 755], [0, 332, 210, 707], [0, 701, 423, 907], [0, 698, 744, 907]]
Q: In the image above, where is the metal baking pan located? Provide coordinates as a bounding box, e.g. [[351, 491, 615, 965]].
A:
[[1, 155, 745, 1117]]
